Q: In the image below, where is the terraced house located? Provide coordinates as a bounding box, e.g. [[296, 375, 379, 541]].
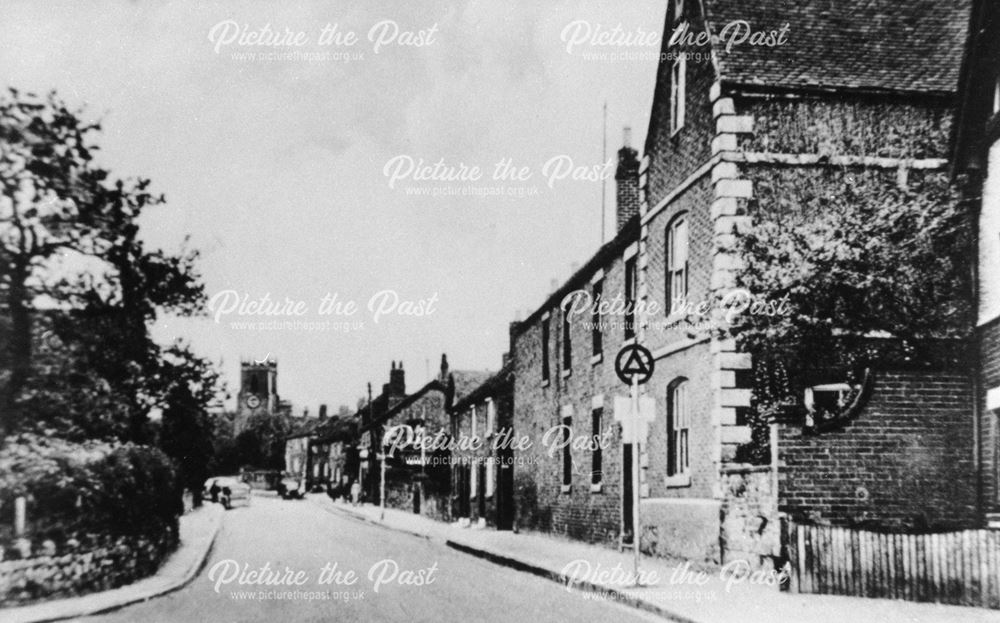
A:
[[511, 132, 644, 547], [513, 0, 985, 569]]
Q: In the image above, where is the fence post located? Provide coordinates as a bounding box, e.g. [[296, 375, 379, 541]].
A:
[[14, 496, 26, 537], [779, 515, 792, 592]]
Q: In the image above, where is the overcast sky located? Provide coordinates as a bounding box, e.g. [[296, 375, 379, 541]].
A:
[[1, 0, 665, 413]]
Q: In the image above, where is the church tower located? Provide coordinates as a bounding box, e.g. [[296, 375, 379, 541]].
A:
[[235, 358, 279, 433]]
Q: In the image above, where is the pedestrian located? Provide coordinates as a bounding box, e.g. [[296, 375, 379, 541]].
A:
[[350, 480, 361, 506]]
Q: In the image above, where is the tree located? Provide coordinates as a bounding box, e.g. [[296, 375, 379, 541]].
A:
[[728, 167, 972, 456], [0, 88, 214, 444], [157, 344, 224, 504], [731, 167, 971, 373], [236, 414, 293, 470], [0, 88, 105, 434]]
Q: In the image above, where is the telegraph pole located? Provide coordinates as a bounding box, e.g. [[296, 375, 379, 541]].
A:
[[601, 100, 608, 244]]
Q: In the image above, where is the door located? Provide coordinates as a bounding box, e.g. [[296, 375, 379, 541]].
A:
[[622, 443, 634, 545], [458, 464, 471, 518], [496, 446, 515, 530]]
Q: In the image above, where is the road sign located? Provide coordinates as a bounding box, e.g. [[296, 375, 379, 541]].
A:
[[615, 344, 654, 385], [614, 395, 656, 443], [245, 394, 261, 409]]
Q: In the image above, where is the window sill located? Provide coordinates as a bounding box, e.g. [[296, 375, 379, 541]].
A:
[[670, 126, 684, 138], [590, 353, 603, 366], [590, 483, 603, 494], [623, 336, 637, 347], [664, 473, 691, 488], [560, 484, 572, 494], [541, 379, 550, 388], [561, 368, 572, 379]]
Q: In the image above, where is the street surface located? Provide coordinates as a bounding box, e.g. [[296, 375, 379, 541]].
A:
[[83, 495, 666, 623]]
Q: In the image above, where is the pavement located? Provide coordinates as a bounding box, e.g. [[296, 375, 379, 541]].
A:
[[316, 496, 1000, 623], [1, 502, 223, 623]]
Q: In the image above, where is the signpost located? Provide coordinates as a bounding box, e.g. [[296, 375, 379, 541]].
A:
[[613, 343, 655, 585]]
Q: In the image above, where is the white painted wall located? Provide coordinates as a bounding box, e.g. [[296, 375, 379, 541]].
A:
[[980, 140, 1000, 326]]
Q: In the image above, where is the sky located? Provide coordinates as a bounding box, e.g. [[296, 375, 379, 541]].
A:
[[0, 0, 666, 413]]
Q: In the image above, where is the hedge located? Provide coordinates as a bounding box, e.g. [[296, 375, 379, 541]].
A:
[[0, 433, 181, 553]]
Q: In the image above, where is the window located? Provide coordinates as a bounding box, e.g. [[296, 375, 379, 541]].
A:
[[673, 0, 684, 21], [541, 315, 551, 383], [670, 56, 686, 134], [485, 400, 496, 497], [624, 256, 637, 340], [591, 279, 603, 356], [591, 406, 603, 487], [562, 414, 572, 489], [471, 405, 478, 440], [666, 213, 689, 313], [667, 379, 690, 477], [562, 305, 572, 372], [804, 382, 853, 427]]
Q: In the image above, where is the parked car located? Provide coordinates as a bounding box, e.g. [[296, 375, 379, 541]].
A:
[[203, 476, 252, 509], [277, 473, 305, 500]]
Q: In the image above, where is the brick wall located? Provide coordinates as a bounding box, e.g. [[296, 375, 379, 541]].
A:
[[979, 318, 1000, 512], [643, 21, 716, 205], [778, 369, 978, 530]]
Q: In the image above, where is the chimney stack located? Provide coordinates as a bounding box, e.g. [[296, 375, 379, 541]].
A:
[[390, 360, 406, 396], [319, 404, 328, 419], [615, 126, 640, 233], [439, 354, 449, 381]]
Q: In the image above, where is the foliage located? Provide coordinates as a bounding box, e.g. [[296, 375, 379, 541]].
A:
[[731, 166, 972, 374], [0, 433, 180, 546], [734, 359, 795, 465], [235, 414, 293, 471], [0, 87, 215, 444]]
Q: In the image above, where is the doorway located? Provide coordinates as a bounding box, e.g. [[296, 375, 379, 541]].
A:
[[622, 443, 634, 545]]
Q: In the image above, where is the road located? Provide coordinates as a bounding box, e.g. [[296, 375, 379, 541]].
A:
[[83, 495, 666, 623]]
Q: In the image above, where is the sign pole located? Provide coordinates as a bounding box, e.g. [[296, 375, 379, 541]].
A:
[[380, 440, 387, 521], [614, 342, 653, 587], [631, 374, 641, 584]]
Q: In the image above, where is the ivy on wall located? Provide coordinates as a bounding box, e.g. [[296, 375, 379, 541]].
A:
[[726, 164, 972, 458]]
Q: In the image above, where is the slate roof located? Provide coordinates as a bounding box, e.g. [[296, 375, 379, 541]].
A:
[[450, 370, 496, 406], [450, 361, 514, 414], [703, 0, 970, 94]]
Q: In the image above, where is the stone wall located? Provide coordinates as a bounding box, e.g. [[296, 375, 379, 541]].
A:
[[0, 529, 177, 606], [720, 465, 780, 569]]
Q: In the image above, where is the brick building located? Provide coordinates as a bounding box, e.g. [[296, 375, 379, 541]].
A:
[[512, 0, 982, 568], [358, 356, 491, 521], [955, 0, 1000, 525], [510, 131, 647, 548], [636, 0, 977, 561], [449, 357, 515, 529]]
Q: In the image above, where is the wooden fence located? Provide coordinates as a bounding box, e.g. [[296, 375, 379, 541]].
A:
[[784, 520, 1000, 609]]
